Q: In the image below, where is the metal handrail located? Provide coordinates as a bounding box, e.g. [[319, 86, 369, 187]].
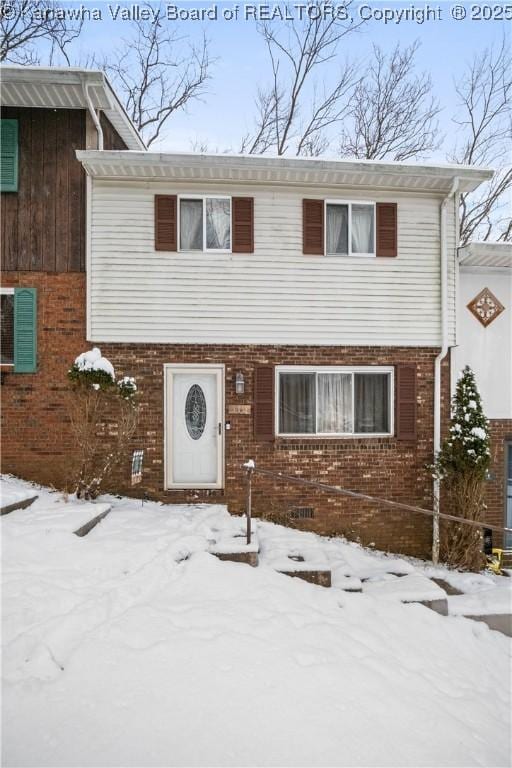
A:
[[242, 461, 512, 540]]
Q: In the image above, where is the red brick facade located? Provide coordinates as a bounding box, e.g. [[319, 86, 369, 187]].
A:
[[1, 272, 87, 485], [2, 270, 508, 557], [485, 420, 512, 547]]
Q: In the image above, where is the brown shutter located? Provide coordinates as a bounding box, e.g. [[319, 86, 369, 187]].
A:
[[254, 366, 275, 440], [303, 199, 324, 255], [155, 195, 177, 251], [232, 197, 254, 253], [396, 364, 417, 440], [376, 203, 397, 257]]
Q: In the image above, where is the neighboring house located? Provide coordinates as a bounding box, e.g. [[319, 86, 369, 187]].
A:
[[0, 67, 144, 485], [453, 242, 512, 548], [72, 149, 491, 556]]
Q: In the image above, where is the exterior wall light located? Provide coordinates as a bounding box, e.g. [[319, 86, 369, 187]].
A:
[[235, 371, 245, 394]]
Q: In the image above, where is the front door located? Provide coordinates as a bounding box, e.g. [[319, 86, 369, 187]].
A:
[[165, 365, 224, 489]]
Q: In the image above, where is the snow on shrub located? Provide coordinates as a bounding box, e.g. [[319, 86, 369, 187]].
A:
[[434, 365, 490, 480], [67, 348, 139, 499], [68, 348, 137, 401], [433, 365, 490, 570]]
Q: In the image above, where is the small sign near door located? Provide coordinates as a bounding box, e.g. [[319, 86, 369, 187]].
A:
[[131, 450, 144, 485]]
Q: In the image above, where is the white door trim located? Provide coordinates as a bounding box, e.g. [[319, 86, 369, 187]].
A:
[[164, 364, 225, 490]]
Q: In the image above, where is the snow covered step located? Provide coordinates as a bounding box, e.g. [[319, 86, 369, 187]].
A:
[[278, 566, 332, 588], [0, 476, 39, 515], [448, 589, 512, 636], [363, 574, 449, 615], [1, 494, 38, 516], [209, 517, 260, 566], [73, 505, 113, 537]]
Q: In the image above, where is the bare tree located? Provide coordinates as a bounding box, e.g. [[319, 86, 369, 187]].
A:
[[1, 0, 83, 64], [339, 42, 441, 161], [450, 41, 511, 244], [241, 2, 359, 156], [102, 3, 211, 147]]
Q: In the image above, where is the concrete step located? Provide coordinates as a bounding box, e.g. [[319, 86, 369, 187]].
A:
[[1, 495, 38, 516], [278, 568, 332, 587]]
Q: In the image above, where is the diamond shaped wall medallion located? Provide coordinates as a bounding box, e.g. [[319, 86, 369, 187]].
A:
[[467, 287, 505, 327]]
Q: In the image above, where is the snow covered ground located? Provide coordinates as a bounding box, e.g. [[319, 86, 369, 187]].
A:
[[1, 475, 511, 768]]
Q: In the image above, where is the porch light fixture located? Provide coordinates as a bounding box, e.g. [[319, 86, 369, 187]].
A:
[[235, 371, 245, 394]]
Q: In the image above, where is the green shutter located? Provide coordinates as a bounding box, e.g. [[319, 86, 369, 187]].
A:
[[14, 288, 37, 373], [1, 119, 19, 192]]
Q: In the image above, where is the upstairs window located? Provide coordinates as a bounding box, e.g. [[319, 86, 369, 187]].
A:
[[277, 367, 392, 437], [326, 202, 375, 257], [179, 196, 231, 252]]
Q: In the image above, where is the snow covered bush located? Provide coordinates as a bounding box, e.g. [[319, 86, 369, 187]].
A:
[[434, 366, 491, 570], [67, 348, 139, 500]]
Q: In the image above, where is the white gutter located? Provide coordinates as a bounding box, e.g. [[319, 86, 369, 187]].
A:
[[81, 79, 103, 151], [432, 176, 459, 564]]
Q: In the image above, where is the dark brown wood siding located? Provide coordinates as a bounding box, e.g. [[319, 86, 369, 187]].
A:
[[1, 107, 85, 272], [100, 113, 128, 151], [1, 107, 127, 273]]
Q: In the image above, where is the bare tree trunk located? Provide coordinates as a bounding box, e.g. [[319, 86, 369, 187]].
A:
[[449, 40, 511, 244], [1, 0, 83, 64], [339, 41, 441, 161], [101, 2, 212, 147], [241, 2, 359, 156]]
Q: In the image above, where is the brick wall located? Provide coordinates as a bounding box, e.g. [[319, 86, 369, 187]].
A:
[[94, 343, 452, 557], [1, 272, 87, 485], [485, 420, 512, 547], [0, 274, 467, 557]]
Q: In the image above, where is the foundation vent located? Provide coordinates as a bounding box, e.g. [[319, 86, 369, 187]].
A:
[[290, 506, 315, 519]]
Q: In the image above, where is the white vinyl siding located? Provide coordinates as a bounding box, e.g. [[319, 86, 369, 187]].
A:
[[88, 180, 457, 346]]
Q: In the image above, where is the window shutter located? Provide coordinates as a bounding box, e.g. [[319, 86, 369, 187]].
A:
[[14, 288, 37, 373], [155, 195, 177, 251], [396, 364, 416, 440], [303, 199, 324, 255], [1, 119, 19, 193], [376, 203, 397, 257], [232, 197, 254, 253], [254, 366, 275, 440]]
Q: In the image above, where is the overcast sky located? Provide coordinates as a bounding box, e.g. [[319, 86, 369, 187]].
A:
[[38, 1, 511, 156]]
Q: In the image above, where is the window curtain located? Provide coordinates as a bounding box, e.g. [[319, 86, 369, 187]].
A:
[[279, 373, 315, 433], [351, 205, 374, 254], [355, 373, 389, 433], [206, 198, 231, 250], [326, 204, 348, 255], [317, 373, 352, 433], [180, 199, 203, 250]]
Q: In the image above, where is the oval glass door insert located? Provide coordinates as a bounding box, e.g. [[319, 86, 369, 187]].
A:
[[185, 384, 207, 440]]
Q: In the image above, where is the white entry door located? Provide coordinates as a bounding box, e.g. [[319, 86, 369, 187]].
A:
[[165, 365, 224, 489]]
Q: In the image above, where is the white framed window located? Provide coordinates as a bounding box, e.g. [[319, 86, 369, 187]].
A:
[[325, 201, 375, 257], [276, 366, 393, 437], [178, 195, 231, 252], [1, 287, 15, 366]]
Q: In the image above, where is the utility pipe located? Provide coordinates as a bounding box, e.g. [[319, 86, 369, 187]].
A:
[[82, 79, 103, 150], [432, 177, 459, 564]]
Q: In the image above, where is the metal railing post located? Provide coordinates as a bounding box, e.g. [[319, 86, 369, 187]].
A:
[[246, 465, 253, 546]]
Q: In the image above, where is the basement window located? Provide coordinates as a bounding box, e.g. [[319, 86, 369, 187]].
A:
[[1, 288, 14, 365], [277, 366, 393, 437]]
